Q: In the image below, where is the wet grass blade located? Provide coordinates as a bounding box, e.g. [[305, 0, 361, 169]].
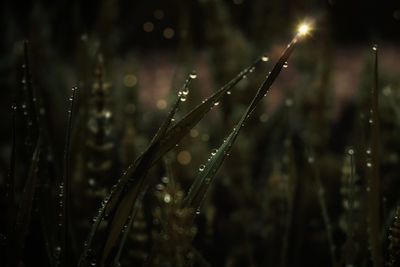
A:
[[79, 77, 190, 266], [59, 86, 78, 266], [367, 45, 383, 267], [98, 76, 196, 266], [185, 37, 299, 210]]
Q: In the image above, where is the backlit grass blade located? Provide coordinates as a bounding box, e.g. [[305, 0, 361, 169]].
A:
[[185, 35, 299, 210]]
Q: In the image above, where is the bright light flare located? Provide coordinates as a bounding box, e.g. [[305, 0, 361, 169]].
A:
[[297, 22, 312, 37]]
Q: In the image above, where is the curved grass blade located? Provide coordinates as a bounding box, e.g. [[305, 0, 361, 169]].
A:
[[367, 45, 383, 267], [104, 56, 265, 216], [98, 77, 193, 266], [185, 37, 299, 210], [78, 77, 190, 266]]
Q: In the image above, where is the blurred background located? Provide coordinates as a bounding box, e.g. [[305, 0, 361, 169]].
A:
[[1, 0, 400, 266]]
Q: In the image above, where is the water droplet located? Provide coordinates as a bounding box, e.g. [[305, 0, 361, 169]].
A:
[[214, 102, 220, 106], [249, 67, 255, 73], [180, 96, 187, 102], [189, 71, 197, 79], [182, 88, 189, 96], [348, 149, 354, 155], [366, 162, 372, 168], [372, 44, 378, 51], [195, 209, 200, 215], [283, 62, 288, 68], [366, 149, 371, 155], [227, 91, 231, 95], [369, 119, 373, 124], [163, 194, 172, 203], [162, 176, 169, 184], [199, 165, 205, 172], [308, 157, 315, 164], [143, 22, 154, 32], [88, 178, 95, 187], [261, 55, 269, 62], [211, 148, 218, 156], [156, 184, 164, 191], [163, 27, 175, 39]]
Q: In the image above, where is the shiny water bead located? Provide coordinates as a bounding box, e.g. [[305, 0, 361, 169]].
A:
[[261, 55, 269, 62], [189, 71, 197, 79]]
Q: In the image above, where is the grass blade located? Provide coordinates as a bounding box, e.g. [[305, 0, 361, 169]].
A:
[[59, 86, 78, 266], [98, 77, 193, 266], [79, 76, 190, 266], [185, 36, 299, 210], [367, 45, 383, 267]]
